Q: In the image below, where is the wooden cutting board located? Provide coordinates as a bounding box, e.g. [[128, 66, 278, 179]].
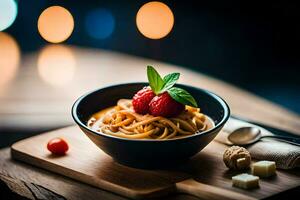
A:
[[11, 126, 300, 200]]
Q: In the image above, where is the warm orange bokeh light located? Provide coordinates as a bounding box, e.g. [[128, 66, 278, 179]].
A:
[[38, 6, 74, 43], [0, 32, 20, 86], [136, 1, 174, 39], [38, 45, 76, 86]]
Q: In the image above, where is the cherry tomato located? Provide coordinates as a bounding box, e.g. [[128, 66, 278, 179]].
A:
[[47, 138, 69, 155]]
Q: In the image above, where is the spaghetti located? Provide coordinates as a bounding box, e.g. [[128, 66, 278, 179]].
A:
[[88, 99, 214, 140]]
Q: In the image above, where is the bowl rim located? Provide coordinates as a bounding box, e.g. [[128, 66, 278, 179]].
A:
[[72, 82, 230, 142]]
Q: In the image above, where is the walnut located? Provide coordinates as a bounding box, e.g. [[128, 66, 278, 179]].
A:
[[223, 146, 251, 170]]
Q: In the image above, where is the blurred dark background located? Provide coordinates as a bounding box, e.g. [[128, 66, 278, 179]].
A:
[[0, 0, 299, 147], [8, 0, 299, 112]]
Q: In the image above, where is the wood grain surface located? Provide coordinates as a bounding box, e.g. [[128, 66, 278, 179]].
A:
[[1, 46, 300, 199], [0, 173, 65, 199], [0, 148, 199, 200], [11, 125, 300, 199], [0, 46, 299, 135]]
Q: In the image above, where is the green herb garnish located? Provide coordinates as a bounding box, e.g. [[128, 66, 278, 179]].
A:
[[168, 87, 198, 107], [147, 66, 164, 94], [162, 72, 180, 92], [147, 65, 198, 107]]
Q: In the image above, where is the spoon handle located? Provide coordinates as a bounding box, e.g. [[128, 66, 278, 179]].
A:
[[231, 116, 298, 137], [261, 135, 300, 146]]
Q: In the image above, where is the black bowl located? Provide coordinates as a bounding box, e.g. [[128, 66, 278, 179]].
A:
[[72, 83, 230, 168]]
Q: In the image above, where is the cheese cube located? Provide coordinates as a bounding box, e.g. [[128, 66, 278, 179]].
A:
[[252, 161, 276, 178], [232, 173, 259, 189]]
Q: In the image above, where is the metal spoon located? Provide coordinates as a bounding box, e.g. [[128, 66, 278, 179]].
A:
[[228, 127, 300, 146]]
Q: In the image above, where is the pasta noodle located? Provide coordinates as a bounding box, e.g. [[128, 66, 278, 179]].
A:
[[88, 99, 214, 140]]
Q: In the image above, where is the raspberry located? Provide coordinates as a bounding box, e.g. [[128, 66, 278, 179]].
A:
[[149, 92, 184, 117], [132, 87, 155, 114]]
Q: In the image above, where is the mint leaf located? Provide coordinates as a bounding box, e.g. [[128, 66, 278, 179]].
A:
[[168, 87, 198, 107], [147, 66, 164, 95], [161, 73, 180, 92]]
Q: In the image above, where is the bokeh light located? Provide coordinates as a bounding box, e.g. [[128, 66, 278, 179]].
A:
[[85, 8, 115, 39], [38, 45, 76, 86], [136, 1, 174, 39], [0, 32, 20, 86], [38, 6, 74, 43], [0, 0, 18, 31]]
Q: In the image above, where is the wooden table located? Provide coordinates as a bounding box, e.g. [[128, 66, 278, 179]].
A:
[[0, 45, 299, 199]]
